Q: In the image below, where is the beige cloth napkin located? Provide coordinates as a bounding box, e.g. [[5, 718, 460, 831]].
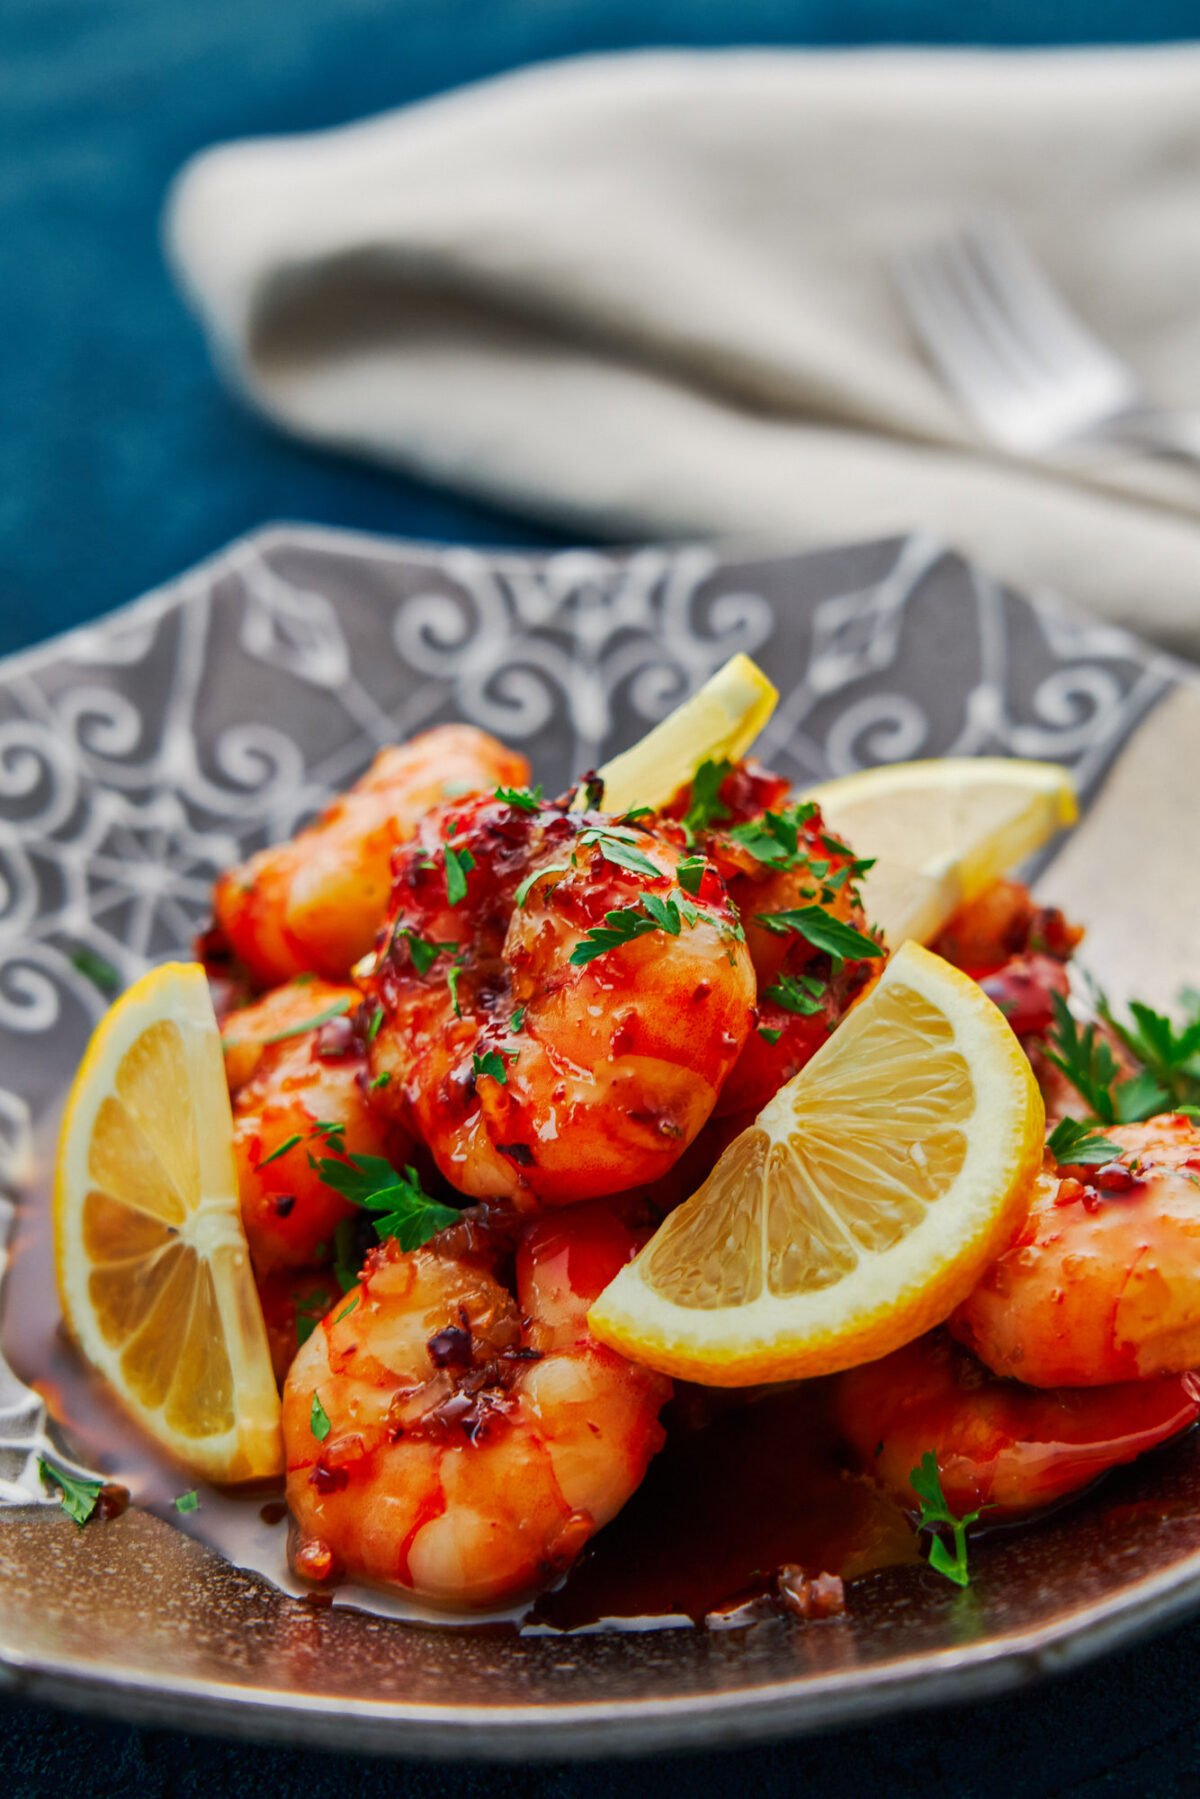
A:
[[166, 49, 1200, 656]]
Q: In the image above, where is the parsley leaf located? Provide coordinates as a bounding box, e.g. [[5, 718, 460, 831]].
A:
[[764, 973, 827, 1016], [369, 1070, 391, 1092], [495, 784, 544, 811], [174, 1490, 200, 1514], [677, 855, 707, 897], [444, 843, 476, 906], [514, 860, 573, 908], [473, 1048, 512, 1085], [256, 1133, 302, 1169], [261, 997, 353, 1045], [313, 1153, 460, 1252], [310, 1392, 332, 1442], [569, 890, 702, 966], [69, 946, 121, 995], [682, 758, 732, 842], [394, 929, 456, 976], [510, 1004, 526, 1033], [755, 908, 884, 961], [910, 1451, 980, 1588], [334, 1295, 360, 1325], [578, 826, 663, 879], [1047, 1116, 1124, 1167], [446, 958, 465, 1017], [729, 802, 818, 871], [38, 1458, 104, 1527], [758, 1025, 783, 1045]]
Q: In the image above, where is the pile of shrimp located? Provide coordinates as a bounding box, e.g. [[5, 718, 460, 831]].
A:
[[201, 723, 1200, 1612]]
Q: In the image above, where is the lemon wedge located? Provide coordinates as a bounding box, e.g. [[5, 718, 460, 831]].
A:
[[54, 963, 282, 1480], [806, 757, 1077, 948], [594, 653, 778, 816], [589, 942, 1043, 1385]]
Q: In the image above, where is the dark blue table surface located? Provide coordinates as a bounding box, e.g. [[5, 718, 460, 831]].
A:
[[5, 2, 1200, 1792]]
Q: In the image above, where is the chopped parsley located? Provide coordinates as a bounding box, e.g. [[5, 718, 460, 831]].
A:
[[729, 802, 819, 871], [755, 908, 884, 962], [677, 855, 707, 896], [473, 1048, 513, 1085], [446, 958, 465, 1017], [310, 1392, 332, 1442], [510, 1005, 526, 1033], [578, 825, 663, 879], [443, 842, 476, 906], [334, 1295, 360, 1325], [682, 758, 732, 842], [261, 996, 353, 1045], [255, 1133, 302, 1169], [910, 1451, 980, 1588], [394, 929, 457, 976], [313, 1153, 460, 1252], [514, 860, 573, 908], [764, 973, 827, 1016], [758, 1025, 783, 1045], [1047, 1116, 1124, 1167], [174, 1490, 200, 1514], [38, 1458, 104, 1528], [494, 783, 544, 811], [69, 946, 121, 995], [570, 892, 697, 966], [369, 1070, 391, 1091]]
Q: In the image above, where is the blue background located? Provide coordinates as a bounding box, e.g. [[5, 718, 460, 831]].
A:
[[6, 1, 1200, 1791], [2, 0, 1198, 659]]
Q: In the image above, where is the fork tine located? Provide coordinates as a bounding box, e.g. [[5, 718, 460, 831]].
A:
[[960, 217, 1134, 391], [892, 244, 1028, 422], [926, 233, 1053, 395]]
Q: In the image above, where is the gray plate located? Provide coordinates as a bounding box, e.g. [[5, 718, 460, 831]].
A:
[[2, 524, 1199, 1759]]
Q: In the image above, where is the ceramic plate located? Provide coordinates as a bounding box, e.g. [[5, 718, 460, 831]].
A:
[[3, 525, 1199, 1758]]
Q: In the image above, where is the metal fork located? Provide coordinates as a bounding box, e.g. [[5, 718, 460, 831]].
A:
[[893, 217, 1200, 466]]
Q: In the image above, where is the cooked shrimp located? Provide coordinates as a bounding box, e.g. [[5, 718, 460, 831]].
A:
[[363, 791, 756, 1205], [952, 1115, 1200, 1387], [224, 979, 410, 1274], [836, 1330, 1200, 1519], [283, 1202, 670, 1608], [209, 726, 529, 987], [668, 763, 882, 1118]]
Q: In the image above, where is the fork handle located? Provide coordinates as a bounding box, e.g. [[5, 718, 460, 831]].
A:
[[1117, 409, 1200, 467]]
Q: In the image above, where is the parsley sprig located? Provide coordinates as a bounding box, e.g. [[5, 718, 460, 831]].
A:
[[910, 1452, 980, 1588], [494, 783, 544, 811], [755, 907, 884, 962], [311, 1152, 460, 1251], [570, 892, 701, 967], [764, 972, 827, 1017], [577, 824, 664, 880], [682, 759, 732, 842], [1046, 1116, 1124, 1167], [443, 842, 476, 906], [393, 928, 458, 976], [729, 802, 819, 871], [38, 1458, 105, 1528], [1045, 988, 1200, 1127]]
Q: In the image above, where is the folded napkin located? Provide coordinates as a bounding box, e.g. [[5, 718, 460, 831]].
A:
[[167, 49, 1200, 656]]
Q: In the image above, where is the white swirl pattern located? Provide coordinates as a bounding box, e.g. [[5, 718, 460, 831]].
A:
[[0, 523, 1179, 1504]]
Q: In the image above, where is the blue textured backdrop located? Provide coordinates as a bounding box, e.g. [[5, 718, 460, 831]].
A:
[[6, 2, 1200, 1791], [1, 0, 1198, 658]]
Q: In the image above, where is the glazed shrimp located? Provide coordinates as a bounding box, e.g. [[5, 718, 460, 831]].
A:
[[951, 1115, 1200, 1387], [224, 979, 411, 1274], [283, 1203, 670, 1608], [209, 726, 529, 987], [836, 1330, 1200, 1519], [666, 761, 882, 1118], [363, 791, 755, 1206]]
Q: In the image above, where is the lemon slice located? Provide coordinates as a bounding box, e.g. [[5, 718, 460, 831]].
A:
[[594, 653, 778, 816], [54, 963, 282, 1480], [589, 942, 1043, 1385], [806, 758, 1077, 947]]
